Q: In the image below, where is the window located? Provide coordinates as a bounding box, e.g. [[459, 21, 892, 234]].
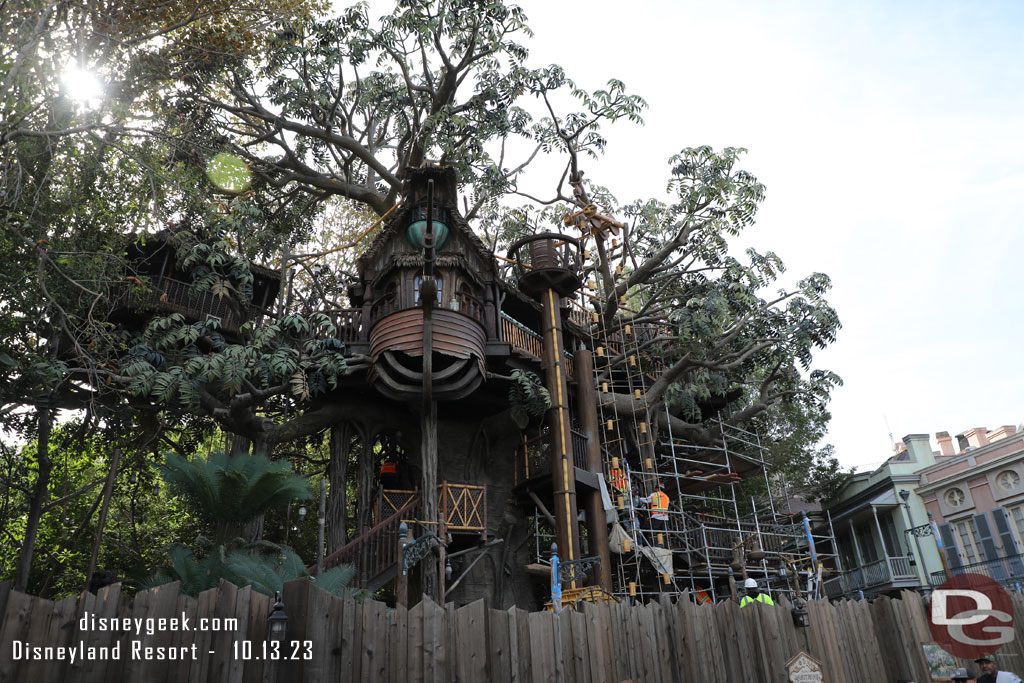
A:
[[998, 470, 1021, 492], [953, 519, 980, 565], [945, 487, 966, 508], [1009, 504, 1024, 547], [413, 275, 442, 304]]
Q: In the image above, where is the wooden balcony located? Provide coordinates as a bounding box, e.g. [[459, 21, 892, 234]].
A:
[[121, 275, 274, 334], [513, 429, 592, 488], [824, 556, 920, 598], [500, 313, 575, 376]]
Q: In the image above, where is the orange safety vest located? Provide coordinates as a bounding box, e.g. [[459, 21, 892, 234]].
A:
[[380, 461, 397, 476], [695, 589, 711, 605], [649, 490, 669, 514], [609, 467, 628, 492]]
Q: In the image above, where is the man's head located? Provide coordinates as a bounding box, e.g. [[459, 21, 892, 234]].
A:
[[744, 578, 759, 595], [951, 666, 973, 682], [974, 655, 997, 675]]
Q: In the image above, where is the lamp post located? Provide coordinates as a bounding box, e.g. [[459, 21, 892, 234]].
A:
[[899, 489, 927, 588], [267, 592, 288, 641]]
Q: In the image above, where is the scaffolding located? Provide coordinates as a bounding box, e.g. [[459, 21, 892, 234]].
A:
[[574, 255, 840, 604]]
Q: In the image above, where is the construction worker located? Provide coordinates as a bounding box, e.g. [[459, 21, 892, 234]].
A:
[[639, 482, 669, 535], [739, 577, 775, 607], [380, 459, 399, 489], [608, 465, 628, 494]]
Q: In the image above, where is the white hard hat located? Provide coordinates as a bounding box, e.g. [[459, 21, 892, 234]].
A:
[[743, 578, 758, 589]]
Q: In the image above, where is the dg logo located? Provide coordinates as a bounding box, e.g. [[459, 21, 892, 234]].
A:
[[929, 572, 1015, 659]]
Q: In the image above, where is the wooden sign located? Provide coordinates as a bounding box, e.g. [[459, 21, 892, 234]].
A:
[[786, 651, 824, 683]]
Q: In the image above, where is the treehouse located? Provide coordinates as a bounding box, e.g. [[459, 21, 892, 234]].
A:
[[316, 164, 833, 612], [115, 234, 281, 338], [355, 166, 499, 402]]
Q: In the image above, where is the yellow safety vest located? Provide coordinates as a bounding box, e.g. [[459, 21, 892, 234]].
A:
[[740, 593, 775, 607]]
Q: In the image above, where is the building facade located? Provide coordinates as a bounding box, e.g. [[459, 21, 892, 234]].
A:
[[823, 434, 942, 599], [916, 426, 1024, 588]]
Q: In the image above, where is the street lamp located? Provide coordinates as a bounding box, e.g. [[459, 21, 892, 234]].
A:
[[267, 591, 288, 641]]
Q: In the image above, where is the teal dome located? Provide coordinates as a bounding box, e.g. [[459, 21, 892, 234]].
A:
[[407, 219, 450, 250]]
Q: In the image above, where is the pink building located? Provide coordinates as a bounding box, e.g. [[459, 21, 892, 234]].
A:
[[916, 425, 1024, 586]]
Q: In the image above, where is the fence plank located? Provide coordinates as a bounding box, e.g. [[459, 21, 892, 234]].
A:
[[205, 580, 238, 683], [581, 603, 608, 683], [83, 582, 122, 683], [20, 592, 54, 683], [568, 609, 590, 683], [244, 590, 270, 683], [514, 607, 533, 683], [407, 601, 424, 683], [528, 609, 555, 683], [423, 599, 446, 683], [391, 605, 408, 683], [454, 600, 488, 683], [361, 597, 387, 683], [487, 607, 512, 683], [301, 582, 334, 683]]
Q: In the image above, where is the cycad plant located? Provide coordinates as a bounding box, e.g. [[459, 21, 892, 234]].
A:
[[146, 450, 354, 597], [158, 450, 311, 545]]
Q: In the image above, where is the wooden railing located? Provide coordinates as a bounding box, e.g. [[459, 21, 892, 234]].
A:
[[121, 275, 279, 334], [514, 429, 589, 485], [501, 313, 544, 358], [500, 313, 576, 376], [377, 489, 418, 523], [439, 482, 486, 535], [319, 495, 421, 589], [330, 307, 364, 343], [569, 428, 589, 471], [825, 555, 921, 597]]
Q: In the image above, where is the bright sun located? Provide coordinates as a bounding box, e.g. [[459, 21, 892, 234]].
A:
[[61, 65, 103, 107]]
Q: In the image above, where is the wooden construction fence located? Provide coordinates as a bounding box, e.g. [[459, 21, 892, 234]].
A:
[[6, 578, 1024, 682]]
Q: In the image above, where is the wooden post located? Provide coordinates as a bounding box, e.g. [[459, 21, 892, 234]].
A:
[[85, 447, 122, 592], [541, 287, 580, 580], [420, 179, 440, 602], [575, 349, 612, 591], [397, 523, 409, 608], [316, 479, 326, 576]]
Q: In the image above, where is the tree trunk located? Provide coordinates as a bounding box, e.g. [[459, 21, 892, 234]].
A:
[[15, 407, 52, 592], [420, 399, 439, 602], [242, 439, 268, 542], [355, 432, 376, 536], [227, 432, 251, 457], [327, 422, 351, 552]]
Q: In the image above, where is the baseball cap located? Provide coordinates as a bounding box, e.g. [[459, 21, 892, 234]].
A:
[[974, 654, 995, 663]]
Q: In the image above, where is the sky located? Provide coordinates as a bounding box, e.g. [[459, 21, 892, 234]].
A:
[[479, 0, 1024, 472]]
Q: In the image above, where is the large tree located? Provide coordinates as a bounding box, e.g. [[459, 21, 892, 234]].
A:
[[1, 0, 843, 593]]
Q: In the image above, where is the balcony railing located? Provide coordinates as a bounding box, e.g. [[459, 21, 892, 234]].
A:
[[501, 313, 544, 359], [514, 428, 589, 486], [929, 552, 1024, 587], [122, 276, 278, 334], [375, 485, 485, 536], [824, 555, 920, 597]]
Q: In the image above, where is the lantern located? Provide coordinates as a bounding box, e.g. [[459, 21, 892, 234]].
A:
[[268, 592, 288, 641]]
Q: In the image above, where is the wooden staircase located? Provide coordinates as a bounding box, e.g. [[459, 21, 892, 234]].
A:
[[316, 495, 422, 592]]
